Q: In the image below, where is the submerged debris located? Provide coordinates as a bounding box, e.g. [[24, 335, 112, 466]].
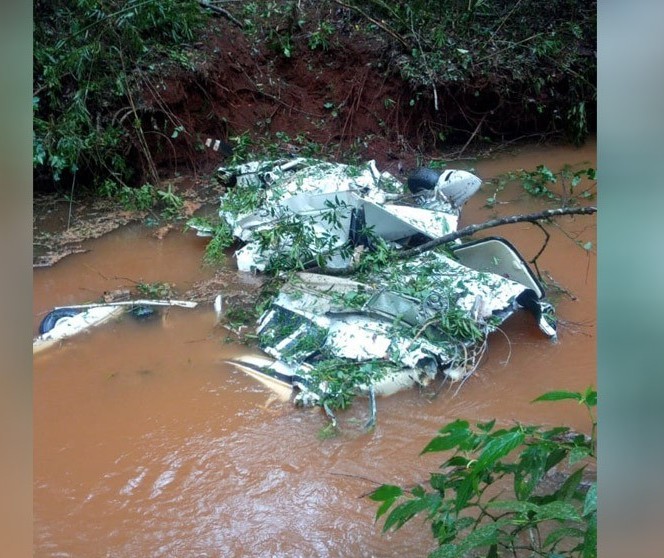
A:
[[33, 299, 199, 354], [192, 157, 558, 422]]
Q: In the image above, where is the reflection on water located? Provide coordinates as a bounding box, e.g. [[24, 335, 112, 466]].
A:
[[34, 142, 596, 557]]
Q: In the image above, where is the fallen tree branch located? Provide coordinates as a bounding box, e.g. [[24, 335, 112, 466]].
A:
[[529, 221, 550, 282], [332, 0, 410, 50], [456, 114, 487, 159], [314, 205, 596, 276], [396, 206, 596, 260], [198, 0, 243, 28]]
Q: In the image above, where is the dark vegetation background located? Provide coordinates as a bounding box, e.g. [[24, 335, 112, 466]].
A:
[[33, 0, 596, 194]]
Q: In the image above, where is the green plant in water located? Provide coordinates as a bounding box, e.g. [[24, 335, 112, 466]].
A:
[[156, 183, 184, 218], [486, 165, 597, 206], [136, 281, 176, 299], [223, 306, 259, 331], [204, 222, 235, 265], [370, 387, 597, 558], [119, 183, 157, 211], [187, 217, 234, 265], [520, 165, 559, 199]]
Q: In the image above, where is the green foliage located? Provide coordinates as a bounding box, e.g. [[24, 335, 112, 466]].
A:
[[308, 358, 398, 410], [136, 281, 176, 299], [308, 21, 336, 51], [240, 0, 302, 58], [228, 132, 255, 165], [486, 165, 596, 207], [371, 388, 597, 558], [103, 180, 185, 218], [234, 1, 594, 143], [119, 184, 158, 212], [255, 212, 353, 273], [156, 184, 185, 218], [224, 306, 260, 330], [340, 0, 596, 143], [186, 217, 235, 265], [426, 306, 485, 345], [243, 195, 355, 273], [33, 0, 205, 190]]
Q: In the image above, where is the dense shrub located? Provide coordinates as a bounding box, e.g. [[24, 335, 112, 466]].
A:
[[33, 0, 205, 191]]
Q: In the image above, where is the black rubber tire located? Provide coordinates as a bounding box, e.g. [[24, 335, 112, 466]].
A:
[[39, 308, 83, 334], [407, 168, 442, 193]]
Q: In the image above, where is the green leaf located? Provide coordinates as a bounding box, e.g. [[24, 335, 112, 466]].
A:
[[454, 474, 476, 511], [535, 501, 582, 522], [544, 527, 585, 548], [458, 522, 500, 552], [383, 495, 432, 532], [432, 522, 508, 557], [514, 445, 549, 500], [422, 420, 473, 454], [445, 456, 472, 468], [430, 543, 460, 558], [582, 483, 597, 516], [430, 473, 446, 492], [544, 447, 569, 472], [370, 484, 403, 502], [375, 498, 395, 520], [582, 387, 597, 406], [476, 419, 496, 432], [569, 446, 591, 465], [582, 512, 597, 558], [554, 467, 586, 503], [411, 484, 426, 497], [533, 390, 583, 403], [475, 430, 525, 469], [370, 484, 403, 520]]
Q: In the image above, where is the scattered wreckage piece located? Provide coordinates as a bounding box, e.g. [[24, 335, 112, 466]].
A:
[[200, 157, 558, 423], [227, 240, 555, 421], [188, 157, 481, 273], [33, 299, 198, 354]]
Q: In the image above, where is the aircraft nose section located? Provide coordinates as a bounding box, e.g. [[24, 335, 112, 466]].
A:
[[435, 169, 482, 207]]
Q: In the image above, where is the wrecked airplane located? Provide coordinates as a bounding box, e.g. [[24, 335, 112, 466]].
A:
[[192, 157, 557, 424]]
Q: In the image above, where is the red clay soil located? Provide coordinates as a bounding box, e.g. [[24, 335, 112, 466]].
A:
[[139, 21, 430, 180]]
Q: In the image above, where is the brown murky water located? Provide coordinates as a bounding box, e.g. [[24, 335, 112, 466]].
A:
[[33, 142, 596, 557]]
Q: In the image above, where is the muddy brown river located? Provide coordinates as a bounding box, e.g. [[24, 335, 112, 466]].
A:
[[33, 142, 596, 557]]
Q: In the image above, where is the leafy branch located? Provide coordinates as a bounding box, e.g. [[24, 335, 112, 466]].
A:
[[370, 387, 597, 558]]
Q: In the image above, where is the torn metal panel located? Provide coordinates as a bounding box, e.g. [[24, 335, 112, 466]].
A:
[[248, 239, 552, 405], [209, 158, 556, 410], [208, 158, 479, 272]]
